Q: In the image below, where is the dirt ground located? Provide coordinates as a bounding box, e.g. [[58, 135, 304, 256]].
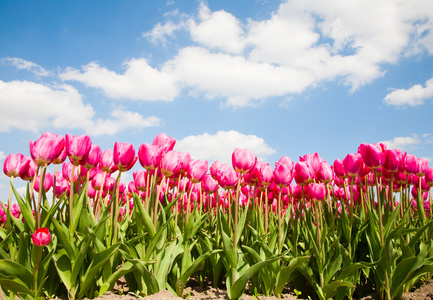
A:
[[1, 278, 433, 299]]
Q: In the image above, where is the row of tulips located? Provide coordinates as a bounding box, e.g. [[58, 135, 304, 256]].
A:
[[1, 132, 433, 300]]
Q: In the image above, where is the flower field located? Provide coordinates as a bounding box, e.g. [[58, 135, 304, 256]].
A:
[[1, 132, 433, 300]]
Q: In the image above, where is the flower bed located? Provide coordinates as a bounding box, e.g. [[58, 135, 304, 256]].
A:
[[1, 132, 433, 300]]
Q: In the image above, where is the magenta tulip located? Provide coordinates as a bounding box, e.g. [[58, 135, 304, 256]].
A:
[[317, 161, 333, 184], [218, 169, 239, 190], [294, 161, 313, 185], [187, 159, 208, 183], [31, 227, 51, 246], [425, 168, 433, 186], [343, 153, 364, 178], [65, 133, 92, 165], [232, 148, 257, 174], [308, 183, 327, 201], [99, 149, 118, 173], [259, 163, 274, 186], [273, 163, 293, 187], [62, 162, 79, 183], [34, 172, 53, 193], [19, 157, 37, 181], [358, 143, 386, 169], [138, 143, 162, 170], [133, 170, 147, 191], [29, 132, 65, 167], [406, 155, 430, 176], [113, 142, 137, 172], [160, 150, 182, 178], [202, 174, 218, 193], [152, 133, 176, 154], [84, 144, 102, 169], [52, 147, 67, 165], [333, 159, 347, 179], [383, 149, 401, 173], [3, 153, 29, 178]]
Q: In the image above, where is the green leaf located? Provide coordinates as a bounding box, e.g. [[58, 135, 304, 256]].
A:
[[133, 192, 156, 238], [322, 280, 356, 299], [181, 249, 222, 285], [144, 216, 173, 260], [275, 256, 310, 297], [12, 184, 35, 232], [0, 276, 35, 297], [229, 252, 286, 300], [0, 259, 34, 284]]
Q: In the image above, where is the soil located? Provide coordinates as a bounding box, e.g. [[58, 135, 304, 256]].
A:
[[2, 278, 433, 300]]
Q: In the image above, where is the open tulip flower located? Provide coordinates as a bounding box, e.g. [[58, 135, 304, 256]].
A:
[[31, 227, 51, 246]]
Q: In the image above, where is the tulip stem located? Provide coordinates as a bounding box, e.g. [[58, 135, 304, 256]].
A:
[[69, 164, 76, 240], [113, 171, 122, 245], [36, 165, 47, 229], [34, 246, 42, 297], [6, 176, 14, 231], [234, 175, 241, 253], [278, 190, 282, 253]]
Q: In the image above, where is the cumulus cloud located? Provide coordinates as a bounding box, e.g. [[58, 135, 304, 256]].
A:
[[0, 151, 4, 161], [175, 130, 276, 164], [142, 20, 184, 46], [0, 80, 160, 136], [60, 59, 179, 101], [384, 77, 433, 106], [379, 134, 433, 152], [1, 57, 50, 77]]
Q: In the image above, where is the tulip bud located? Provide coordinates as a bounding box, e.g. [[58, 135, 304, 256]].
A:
[[31, 227, 51, 246]]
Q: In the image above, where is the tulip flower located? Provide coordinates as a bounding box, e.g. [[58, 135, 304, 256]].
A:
[[133, 170, 148, 191], [383, 149, 401, 173], [138, 143, 162, 170], [19, 157, 38, 181], [99, 149, 118, 173], [34, 172, 53, 193], [152, 133, 176, 154], [333, 159, 347, 179], [31, 227, 51, 246], [425, 168, 433, 186], [65, 133, 92, 165], [29, 132, 65, 167], [84, 144, 102, 169], [294, 161, 314, 185], [160, 151, 182, 178], [259, 163, 274, 187], [218, 169, 239, 190], [3, 153, 29, 178], [202, 174, 218, 193], [187, 159, 208, 183], [317, 161, 333, 184], [113, 142, 137, 172], [273, 163, 293, 187], [343, 153, 364, 178], [232, 148, 257, 174], [308, 183, 327, 201], [358, 143, 386, 169]]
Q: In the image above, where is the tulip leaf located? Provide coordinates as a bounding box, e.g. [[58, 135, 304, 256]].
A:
[[133, 192, 156, 238], [12, 183, 35, 232], [181, 249, 222, 285], [0, 259, 34, 284], [0, 275, 34, 297], [275, 256, 310, 297]]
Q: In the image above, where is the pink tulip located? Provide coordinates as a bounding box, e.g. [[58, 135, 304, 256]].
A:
[[29, 132, 65, 167], [358, 143, 386, 169], [3, 153, 29, 178], [406, 155, 429, 176], [317, 161, 333, 184], [34, 172, 53, 193], [202, 174, 218, 193], [425, 168, 433, 186], [104, 176, 117, 193], [294, 161, 314, 185], [308, 183, 327, 201], [65, 133, 92, 165], [343, 153, 364, 178], [187, 159, 208, 183], [52, 147, 67, 165], [273, 163, 293, 187], [19, 157, 38, 181], [62, 162, 79, 183], [138, 143, 162, 170], [333, 159, 347, 179], [133, 170, 147, 191], [218, 169, 239, 190], [113, 142, 137, 172], [11, 204, 21, 219], [210, 161, 230, 181], [160, 151, 182, 178], [232, 148, 257, 174], [99, 149, 118, 173], [259, 163, 274, 186], [31, 227, 51, 246], [0, 206, 5, 224], [92, 171, 107, 191], [383, 149, 401, 173], [152, 133, 176, 154], [54, 172, 69, 198], [84, 144, 102, 169], [178, 152, 192, 175], [300, 153, 323, 177]]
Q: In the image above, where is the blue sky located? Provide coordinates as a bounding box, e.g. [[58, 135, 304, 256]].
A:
[[1, 0, 433, 200]]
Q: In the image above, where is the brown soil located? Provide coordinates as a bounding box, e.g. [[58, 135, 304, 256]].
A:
[[2, 278, 433, 299]]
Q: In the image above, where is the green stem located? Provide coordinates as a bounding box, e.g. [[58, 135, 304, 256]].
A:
[[113, 171, 122, 245], [34, 246, 42, 297], [69, 164, 76, 240]]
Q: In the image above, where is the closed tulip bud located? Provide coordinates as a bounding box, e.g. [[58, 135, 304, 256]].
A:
[[358, 143, 386, 169], [425, 168, 433, 186], [160, 151, 182, 178], [294, 161, 313, 185], [187, 159, 208, 183], [19, 157, 37, 181], [65, 133, 92, 165], [308, 183, 327, 201], [232, 148, 257, 174], [104, 176, 117, 193], [259, 163, 274, 186], [178, 152, 192, 175], [30, 132, 65, 167], [138, 143, 162, 170], [152, 133, 176, 154], [31, 227, 51, 246], [202, 174, 218, 193], [52, 147, 67, 165], [343, 153, 364, 178], [317, 161, 333, 183], [383, 149, 401, 173], [133, 170, 147, 191], [113, 142, 137, 172], [62, 162, 79, 183], [84, 144, 102, 169], [34, 172, 53, 193], [219, 169, 239, 190], [300, 153, 323, 175], [273, 163, 293, 187], [3, 153, 29, 178], [333, 159, 347, 179], [99, 149, 118, 173]]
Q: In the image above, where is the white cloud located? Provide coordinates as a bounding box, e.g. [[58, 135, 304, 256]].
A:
[[0, 80, 160, 136], [0, 151, 5, 161], [1, 57, 50, 77], [60, 59, 179, 101], [142, 20, 183, 46], [384, 77, 433, 106], [380, 134, 425, 152], [189, 3, 246, 54], [175, 130, 276, 164]]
